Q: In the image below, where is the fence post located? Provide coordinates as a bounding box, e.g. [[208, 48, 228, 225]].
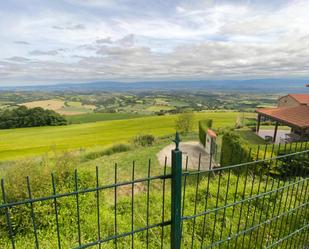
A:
[[171, 132, 182, 249]]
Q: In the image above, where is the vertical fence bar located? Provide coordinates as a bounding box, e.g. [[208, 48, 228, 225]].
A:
[[181, 155, 189, 238], [1, 179, 15, 249], [200, 168, 212, 248], [218, 168, 231, 249], [51, 173, 61, 249], [131, 161, 135, 249], [74, 170, 82, 246], [210, 169, 222, 247], [26, 176, 39, 249], [171, 132, 182, 249], [160, 158, 167, 249], [96, 167, 101, 249], [191, 154, 202, 249], [146, 159, 151, 249], [114, 163, 118, 249]]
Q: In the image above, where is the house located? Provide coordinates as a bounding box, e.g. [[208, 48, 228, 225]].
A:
[[256, 87, 309, 143], [277, 94, 309, 107]]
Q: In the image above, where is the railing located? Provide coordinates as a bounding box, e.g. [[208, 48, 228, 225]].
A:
[[0, 134, 308, 248]]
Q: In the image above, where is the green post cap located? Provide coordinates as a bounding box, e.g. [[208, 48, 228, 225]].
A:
[[173, 132, 181, 151]]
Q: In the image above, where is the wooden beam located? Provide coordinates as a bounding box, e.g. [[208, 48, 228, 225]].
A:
[[273, 121, 279, 143], [300, 129, 305, 140], [257, 114, 261, 133]]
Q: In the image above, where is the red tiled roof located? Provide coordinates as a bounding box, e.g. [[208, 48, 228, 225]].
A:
[[288, 94, 309, 104], [256, 105, 309, 129], [207, 129, 217, 138]]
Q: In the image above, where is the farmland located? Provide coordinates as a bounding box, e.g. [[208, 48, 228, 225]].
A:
[[0, 111, 239, 161], [20, 99, 96, 115], [0, 90, 278, 116]]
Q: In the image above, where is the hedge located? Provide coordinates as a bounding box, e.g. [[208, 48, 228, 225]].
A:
[[198, 119, 213, 147], [220, 131, 251, 166]]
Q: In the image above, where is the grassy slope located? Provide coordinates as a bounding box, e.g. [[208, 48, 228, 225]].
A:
[[0, 112, 238, 161], [66, 112, 145, 124], [1, 140, 307, 248], [236, 129, 267, 144]]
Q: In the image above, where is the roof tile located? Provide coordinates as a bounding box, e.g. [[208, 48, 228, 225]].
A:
[[289, 94, 309, 104], [256, 105, 309, 129]]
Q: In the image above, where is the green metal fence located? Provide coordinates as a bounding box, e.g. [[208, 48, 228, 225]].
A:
[[0, 134, 308, 248]]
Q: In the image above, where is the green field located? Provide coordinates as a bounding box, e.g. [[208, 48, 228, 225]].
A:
[[0, 112, 238, 161], [146, 105, 175, 111], [66, 112, 145, 124]]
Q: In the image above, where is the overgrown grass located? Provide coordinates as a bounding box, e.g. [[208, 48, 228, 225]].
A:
[[0, 159, 307, 248], [0, 139, 308, 248]]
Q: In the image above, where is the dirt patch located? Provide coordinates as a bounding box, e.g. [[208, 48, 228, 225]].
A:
[[157, 141, 214, 170], [20, 99, 65, 111]]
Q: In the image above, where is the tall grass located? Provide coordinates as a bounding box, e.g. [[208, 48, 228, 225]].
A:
[[0, 152, 307, 248]]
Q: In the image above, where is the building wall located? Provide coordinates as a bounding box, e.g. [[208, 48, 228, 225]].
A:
[[278, 95, 300, 107]]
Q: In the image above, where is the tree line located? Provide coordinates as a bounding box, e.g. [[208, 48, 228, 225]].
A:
[[0, 106, 67, 129]]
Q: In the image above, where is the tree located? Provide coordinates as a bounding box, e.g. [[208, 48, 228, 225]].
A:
[[175, 112, 194, 134], [0, 106, 67, 129]]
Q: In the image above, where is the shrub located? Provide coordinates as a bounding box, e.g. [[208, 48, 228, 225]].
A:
[[220, 131, 251, 166], [175, 112, 194, 135], [133, 134, 155, 147]]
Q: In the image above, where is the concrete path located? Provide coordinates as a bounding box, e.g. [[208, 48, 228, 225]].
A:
[[257, 129, 290, 144], [157, 141, 213, 170]]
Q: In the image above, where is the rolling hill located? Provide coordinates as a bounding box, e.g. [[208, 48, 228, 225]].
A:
[[0, 112, 239, 161]]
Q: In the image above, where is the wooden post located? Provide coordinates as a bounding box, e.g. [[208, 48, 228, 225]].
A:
[[257, 114, 261, 133], [273, 121, 279, 143], [300, 129, 305, 141]]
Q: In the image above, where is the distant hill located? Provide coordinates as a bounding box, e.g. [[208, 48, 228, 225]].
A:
[[1, 78, 309, 93]]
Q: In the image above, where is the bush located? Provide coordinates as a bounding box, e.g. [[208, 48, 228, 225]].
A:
[[175, 112, 194, 135], [198, 119, 213, 147], [220, 131, 251, 166], [133, 134, 155, 147]]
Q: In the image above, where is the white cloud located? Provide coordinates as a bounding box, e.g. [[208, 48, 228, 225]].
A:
[[1, 0, 309, 84], [29, 50, 59, 56]]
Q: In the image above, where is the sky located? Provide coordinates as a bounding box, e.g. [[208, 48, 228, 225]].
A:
[[1, 0, 309, 86]]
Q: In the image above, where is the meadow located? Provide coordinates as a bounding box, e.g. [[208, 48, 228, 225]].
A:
[[66, 112, 145, 124], [0, 111, 239, 161]]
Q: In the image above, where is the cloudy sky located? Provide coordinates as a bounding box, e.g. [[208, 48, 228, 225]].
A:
[[1, 0, 309, 85]]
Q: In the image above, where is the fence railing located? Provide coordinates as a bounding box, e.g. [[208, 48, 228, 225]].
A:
[[0, 133, 308, 249]]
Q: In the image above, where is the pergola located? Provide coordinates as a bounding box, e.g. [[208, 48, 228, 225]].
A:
[[256, 105, 309, 143]]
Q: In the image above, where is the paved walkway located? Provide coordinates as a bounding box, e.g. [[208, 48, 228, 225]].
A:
[[157, 141, 213, 170], [257, 129, 290, 144]]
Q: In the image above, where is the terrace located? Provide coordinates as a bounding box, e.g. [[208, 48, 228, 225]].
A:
[[255, 90, 309, 144]]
